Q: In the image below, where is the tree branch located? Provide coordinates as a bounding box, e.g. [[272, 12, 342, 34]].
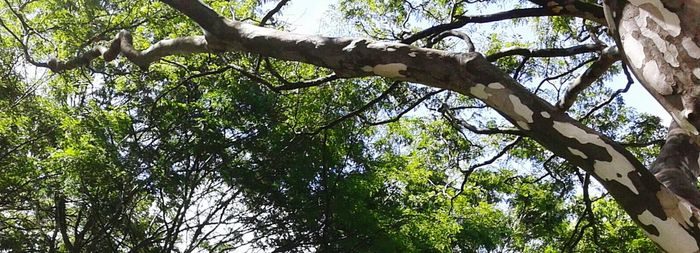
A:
[[651, 123, 700, 208], [26, 0, 700, 249], [264, 59, 339, 91], [260, 0, 291, 26], [49, 31, 211, 71], [366, 89, 444, 126], [402, 6, 605, 45], [557, 46, 620, 110], [528, 0, 606, 24], [441, 106, 524, 136], [307, 81, 402, 135], [426, 30, 475, 52], [486, 43, 604, 62]]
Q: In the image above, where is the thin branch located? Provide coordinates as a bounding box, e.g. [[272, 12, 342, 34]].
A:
[[305, 82, 402, 135], [579, 62, 634, 120], [620, 139, 664, 148], [365, 89, 444, 126], [557, 46, 620, 110], [0, 13, 47, 68], [534, 57, 598, 94], [441, 106, 524, 136], [486, 43, 604, 62], [450, 137, 523, 211], [29, 29, 210, 71], [264, 59, 339, 91], [512, 56, 530, 80], [427, 30, 475, 52], [402, 8, 558, 44], [564, 171, 594, 252], [260, 0, 291, 26], [402, 4, 605, 45], [0, 126, 56, 162]]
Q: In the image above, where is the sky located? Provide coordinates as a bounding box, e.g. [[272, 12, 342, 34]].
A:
[[266, 0, 335, 35]]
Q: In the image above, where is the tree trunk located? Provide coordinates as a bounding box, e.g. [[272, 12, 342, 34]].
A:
[[651, 122, 700, 208], [602, 0, 700, 250]]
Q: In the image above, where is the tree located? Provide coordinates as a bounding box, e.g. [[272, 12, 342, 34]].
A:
[[0, 0, 698, 252]]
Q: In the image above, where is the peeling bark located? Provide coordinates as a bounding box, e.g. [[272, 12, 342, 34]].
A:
[[602, 0, 700, 251], [28, 0, 700, 250], [44, 31, 211, 72], [557, 46, 620, 110], [604, 0, 700, 135], [651, 123, 700, 208]]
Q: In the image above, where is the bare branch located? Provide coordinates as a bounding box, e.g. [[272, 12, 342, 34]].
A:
[[264, 59, 339, 91], [486, 43, 604, 62], [579, 63, 633, 120], [403, 8, 559, 44], [557, 46, 620, 110], [47, 31, 211, 71], [441, 106, 524, 136], [260, 0, 291, 26], [620, 139, 664, 148], [450, 137, 523, 210], [427, 30, 475, 52]]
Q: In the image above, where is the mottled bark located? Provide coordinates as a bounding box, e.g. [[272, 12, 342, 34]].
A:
[[44, 31, 210, 71], [557, 46, 620, 110], [28, 0, 700, 251], [604, 0, 700, 135], [161, 1, 700, 251], [651, 123, 700, 208], [602, 0, 700, 251]]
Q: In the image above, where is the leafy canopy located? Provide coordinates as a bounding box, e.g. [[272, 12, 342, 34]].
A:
[[0, 0, 662, 252]]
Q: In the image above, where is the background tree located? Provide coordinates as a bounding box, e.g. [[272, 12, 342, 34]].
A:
[[0, 0, 696, 252]]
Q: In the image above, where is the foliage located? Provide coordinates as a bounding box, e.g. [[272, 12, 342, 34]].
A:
[[0, 0, 664, 252]]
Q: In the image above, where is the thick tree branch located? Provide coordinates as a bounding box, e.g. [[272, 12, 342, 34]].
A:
[[651, 123, 700, 208], [55, 194, 74, 252], [528, 0, 606, 24], [557, 46, 620, 111], [27, 0, 700, 250], [600, 4, 700, 250], [47, 31, 211, 71]]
